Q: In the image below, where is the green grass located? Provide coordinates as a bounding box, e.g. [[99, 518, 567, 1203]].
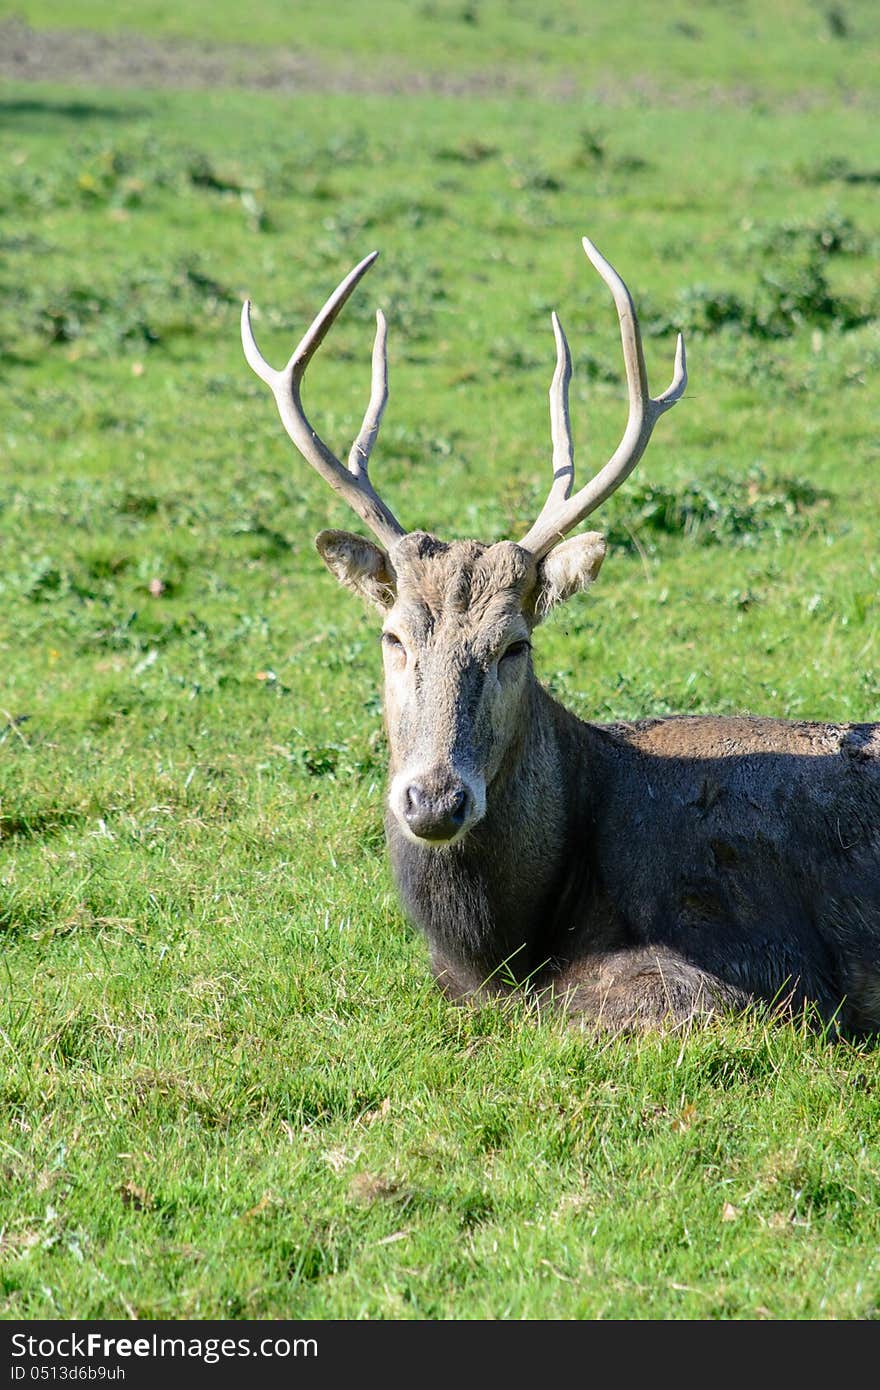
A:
[[6, 0, 880, 96], [2, 2, 880, 1320]]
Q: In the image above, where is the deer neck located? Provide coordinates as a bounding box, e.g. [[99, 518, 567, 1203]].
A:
[[385, 675, 596, 983]]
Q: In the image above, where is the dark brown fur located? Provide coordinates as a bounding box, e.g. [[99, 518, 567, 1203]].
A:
[[387, 542, 880, 1035], [321, 530, 880, 1036]]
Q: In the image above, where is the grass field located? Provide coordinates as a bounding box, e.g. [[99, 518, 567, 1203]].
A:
[[1, 1, 880, 1320]]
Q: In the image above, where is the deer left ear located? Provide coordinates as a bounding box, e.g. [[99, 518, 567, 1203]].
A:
[[315, 530, 397, 611], [528, 532, 606, 622]]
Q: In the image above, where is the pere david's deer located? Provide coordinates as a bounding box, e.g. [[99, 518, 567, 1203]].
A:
[[241, 238, 880, 1036]]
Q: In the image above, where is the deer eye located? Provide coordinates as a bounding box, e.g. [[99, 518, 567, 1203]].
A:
[[381, 631, 405, 653], [499, 639, 531, 665]]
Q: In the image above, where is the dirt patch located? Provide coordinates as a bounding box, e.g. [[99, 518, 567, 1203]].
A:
[[1, 17, 873, 109], [0, 18, 864, 109], [0, 18, 566, 99], [0, 19, 351, 94]]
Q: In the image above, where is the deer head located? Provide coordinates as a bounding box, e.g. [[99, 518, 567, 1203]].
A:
[[242, 239, 686, 846]]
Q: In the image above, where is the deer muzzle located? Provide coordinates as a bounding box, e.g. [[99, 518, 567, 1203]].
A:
[[389, 767, 485, 846]]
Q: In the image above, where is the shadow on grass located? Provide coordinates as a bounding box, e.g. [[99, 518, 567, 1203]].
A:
[[0, 807, 86, 844], [0, 97, 143, 126]]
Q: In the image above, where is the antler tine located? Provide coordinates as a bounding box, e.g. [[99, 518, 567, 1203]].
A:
[[518, 236, 687, 560], [546, 311, 574, 508], [348, 309, 388, 480], [241, 252, 405, 551]]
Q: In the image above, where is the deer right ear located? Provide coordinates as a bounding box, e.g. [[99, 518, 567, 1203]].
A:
[[315, 530, 397, 611], [528, 532, 606, 622]]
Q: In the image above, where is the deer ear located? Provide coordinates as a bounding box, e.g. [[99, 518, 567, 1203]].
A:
[[315, 530, 397, 611], [529, 532, 606, 622]]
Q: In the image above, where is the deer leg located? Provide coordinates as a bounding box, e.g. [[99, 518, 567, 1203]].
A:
[[550, 946, 751, 1033]]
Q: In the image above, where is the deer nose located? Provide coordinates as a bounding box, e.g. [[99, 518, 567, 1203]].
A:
[[403, 781, 472, 842]]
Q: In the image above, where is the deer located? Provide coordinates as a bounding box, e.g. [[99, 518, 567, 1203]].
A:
[[241, 237, 880, 1036]]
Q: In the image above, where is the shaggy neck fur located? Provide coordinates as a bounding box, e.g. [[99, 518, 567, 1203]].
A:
[[386, 677, 601, 993]]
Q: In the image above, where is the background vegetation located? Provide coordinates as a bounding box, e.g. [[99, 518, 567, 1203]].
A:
[[1, 0, 879, 1319]]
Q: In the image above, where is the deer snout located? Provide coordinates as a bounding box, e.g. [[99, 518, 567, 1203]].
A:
[[389, 765, 486, 846], [403, 780, 472, 843]]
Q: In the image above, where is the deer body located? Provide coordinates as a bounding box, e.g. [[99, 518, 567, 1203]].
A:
[[377, 535, 880, 1033], [242, 240, 880, 1034], [390, 646, 880, 1034]]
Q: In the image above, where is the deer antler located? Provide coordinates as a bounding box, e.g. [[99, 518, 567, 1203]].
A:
[[518, 237, 687, 560], [241, 252, 406, 551]]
